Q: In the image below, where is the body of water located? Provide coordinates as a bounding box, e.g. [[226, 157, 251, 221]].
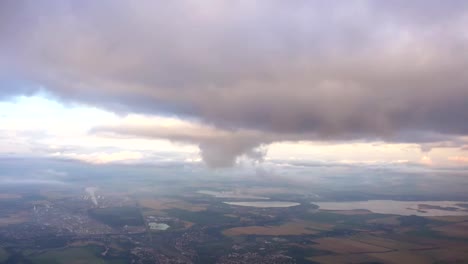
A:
[[148, 222, 170, 230], [313, 200, 468, 216], [224, 201, 300, 208], [197, 190, 269, 200]]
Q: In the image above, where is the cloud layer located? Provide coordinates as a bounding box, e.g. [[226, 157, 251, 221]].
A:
[[1, 1, 468, 166]]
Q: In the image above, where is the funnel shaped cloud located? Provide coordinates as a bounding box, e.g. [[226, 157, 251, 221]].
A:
[[92, 120, 271, 167]]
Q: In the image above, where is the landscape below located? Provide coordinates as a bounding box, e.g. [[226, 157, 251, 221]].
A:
[[0, 177, 468, 264]]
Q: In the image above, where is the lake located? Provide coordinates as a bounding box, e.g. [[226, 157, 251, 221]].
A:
[[312, 200, 468, 216], [197, 190, 269, 200], [224, 201, 300, 208], [148, 222, 170, 230]]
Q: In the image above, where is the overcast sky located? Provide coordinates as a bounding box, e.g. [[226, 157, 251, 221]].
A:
[[1, 0, 468, 170]]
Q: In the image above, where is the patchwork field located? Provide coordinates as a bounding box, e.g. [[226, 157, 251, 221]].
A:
[[350, 235, 427, 250], [0, 193, 22, 199], [307, 231, 468, 264], [433, 221, 468, 238], [368, 250, 433, 264], [139, 198, 207, 212], [421, 248, 468, 263], [367, 216, 401, 225], [223, 220, 332, 236], [0, 248, 9, 262], [355, 248, 468, 264], [325, 209, 371, 215], [89, 207, 144, 227], [308, 253, 380, 264], [1, 183, 468, 263], [0, 211, 31, 226], [429, 215, 468, 222], [27, 246, 122, 264], [311, 237, 391, 254]]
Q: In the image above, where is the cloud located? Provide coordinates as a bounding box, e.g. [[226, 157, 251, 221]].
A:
[[53, 151, 144, 164], [92, 120, 271, 167], [448, 156, 468, 164], [91, 116, 467, 167], [420, 156, 433, 166], [1, 1, 468, 166], [419, 138, 468, 152]]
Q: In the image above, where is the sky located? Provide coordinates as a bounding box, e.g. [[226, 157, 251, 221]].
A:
[[1, 1, 468, 174]]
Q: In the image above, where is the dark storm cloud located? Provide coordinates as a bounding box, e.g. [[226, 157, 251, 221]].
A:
[[1, 0, 468, 166]]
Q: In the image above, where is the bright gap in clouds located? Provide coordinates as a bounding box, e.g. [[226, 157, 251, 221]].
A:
[[0, 93, 118, 132], [0, 94, 199, 163], [0, 94, 466, 167]]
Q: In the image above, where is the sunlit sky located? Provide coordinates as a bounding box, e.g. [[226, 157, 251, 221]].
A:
[[1, 1, 468, 172], [0, 94, 466, 168]]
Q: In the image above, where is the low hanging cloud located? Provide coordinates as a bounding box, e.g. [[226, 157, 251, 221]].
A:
[[92, 121, 273, 167], [2, 1, 468, 166], [91, 119, 468, 167]]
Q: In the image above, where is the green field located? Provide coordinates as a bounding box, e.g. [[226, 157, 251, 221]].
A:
[[89, 207, 144, 227], [29, 247, 104, 264], [28, 246, 127, 264], [300, 211, 390, 226], [0, 248, 9, 262], [167, 209, 239, 225]]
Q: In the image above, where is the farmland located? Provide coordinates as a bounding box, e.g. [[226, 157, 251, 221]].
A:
[[223, 220, 331, 236], [1, 182, 468, 263]]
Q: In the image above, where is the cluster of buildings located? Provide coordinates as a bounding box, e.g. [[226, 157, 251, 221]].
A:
[[218, 252, 295, 264], [33, 199, 114, 236]]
